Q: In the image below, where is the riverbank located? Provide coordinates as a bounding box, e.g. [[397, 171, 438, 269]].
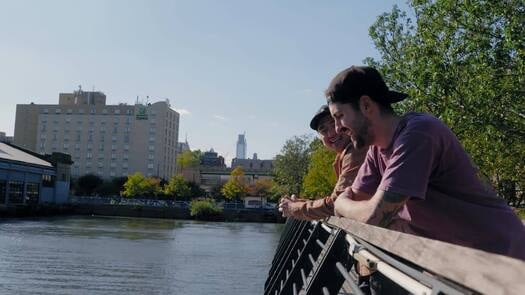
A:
[[0, 203, 285, 223]]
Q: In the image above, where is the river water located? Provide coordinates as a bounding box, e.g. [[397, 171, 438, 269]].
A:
[[0, 216, 283, 294]]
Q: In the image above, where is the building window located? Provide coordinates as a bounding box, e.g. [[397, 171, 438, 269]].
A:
[[26, 183, 39, 205], [115, 109, 121, 114], [148, 146, 154, 151], [0, 180, 6, 204], [87, 153, 92, 159], [8, 181, 24, 204], [79, 109, 84, 114], [124, 145, 129, 150], [67, 109, 73, 114], [90, 108, 96, 114], [102, 109, 108, 114], [42, 175, 55, 187], [43, 109, 49, 114], [110, 162, 116, 167], [112, 136, 117, 142], [148, 154, 154, 160], [55, 108, 61, 114], [147, 164, 154, 169], [111, 154, 117, 159]]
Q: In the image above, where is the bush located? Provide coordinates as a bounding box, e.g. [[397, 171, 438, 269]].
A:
[[189, 198, 222, 218]]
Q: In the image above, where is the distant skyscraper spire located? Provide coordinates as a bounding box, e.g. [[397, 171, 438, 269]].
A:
[[236, 133, 247, 159]]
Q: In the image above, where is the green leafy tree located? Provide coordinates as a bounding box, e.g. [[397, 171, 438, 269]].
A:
[[302, 138, 337, 199], [366, 0, 525, 204], [177, 150, 202, 170], [77, 174, 103, 196], [122, 172, 162, 197], [273, 135, 313, 196], [221, 167, 248, 200], [247, 178, 274, 197], [164, 175, 192, 200]]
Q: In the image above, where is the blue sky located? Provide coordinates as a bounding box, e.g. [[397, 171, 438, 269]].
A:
[[0, 0, 406, 165]]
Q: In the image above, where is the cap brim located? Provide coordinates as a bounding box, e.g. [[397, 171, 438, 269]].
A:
[[387, 91, 408, 103]]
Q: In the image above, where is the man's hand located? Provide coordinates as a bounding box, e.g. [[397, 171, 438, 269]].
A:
[[334, 187, 353, 217], [333, 188, 409, 228], [278, 195, 304, 218]]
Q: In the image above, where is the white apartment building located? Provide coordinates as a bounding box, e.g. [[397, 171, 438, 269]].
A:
[[14, 88, 180, 180]]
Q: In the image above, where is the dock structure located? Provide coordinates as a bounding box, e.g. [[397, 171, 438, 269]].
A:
[[265, 218, 525, 295]]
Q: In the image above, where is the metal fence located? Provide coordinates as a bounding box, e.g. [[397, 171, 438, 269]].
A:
[[265, 219, 474, 295]]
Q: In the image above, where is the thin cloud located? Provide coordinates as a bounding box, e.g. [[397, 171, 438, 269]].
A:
[[213, 115, 229, 121], [175, 108, 191, 116]]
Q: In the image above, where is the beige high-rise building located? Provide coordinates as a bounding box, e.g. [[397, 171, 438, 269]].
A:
[[14, 88, 180, 180]]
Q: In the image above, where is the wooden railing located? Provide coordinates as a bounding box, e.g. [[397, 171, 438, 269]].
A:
[[326, 217, 525, 295], [266, 217, 525, 294]]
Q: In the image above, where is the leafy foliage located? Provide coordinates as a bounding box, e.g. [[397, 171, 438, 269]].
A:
[[121, 172, 162, 197], [177, 150, 202, 170], [77, 174, 103, 195], [302, 138, 337, 199], [366, 0, 525, 204], [247, 178, 275, 197], [164, 175, 192, 200], [189, 198, 222, 217], [221, 167, 248, 200], [273, 135, 313, 196]]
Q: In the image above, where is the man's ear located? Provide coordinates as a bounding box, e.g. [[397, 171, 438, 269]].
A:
[[359, 95, 373, 115]]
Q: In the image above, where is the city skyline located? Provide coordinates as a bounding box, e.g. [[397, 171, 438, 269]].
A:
[[0, 0, 407, 165]]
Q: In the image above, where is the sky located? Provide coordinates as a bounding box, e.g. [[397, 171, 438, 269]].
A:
[[0, 0, 407, 166]]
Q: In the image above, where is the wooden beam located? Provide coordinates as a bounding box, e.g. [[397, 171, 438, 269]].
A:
[[326, 217, 525, 295]]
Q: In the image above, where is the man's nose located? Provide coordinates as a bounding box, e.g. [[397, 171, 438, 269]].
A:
[[334, 120, 344, 134]]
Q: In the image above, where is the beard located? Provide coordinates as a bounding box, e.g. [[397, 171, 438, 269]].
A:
[[351, 116, 371, 149]]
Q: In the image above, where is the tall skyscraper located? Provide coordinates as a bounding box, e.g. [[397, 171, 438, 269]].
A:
[[14, 87, 180, 180], [236, 133, 247, 159]]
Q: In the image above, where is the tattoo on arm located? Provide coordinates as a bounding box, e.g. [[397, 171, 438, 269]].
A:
[[367, 191, 409, 227]]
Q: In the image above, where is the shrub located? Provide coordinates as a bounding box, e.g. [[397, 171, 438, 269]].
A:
[[189, 198, 222, 218]]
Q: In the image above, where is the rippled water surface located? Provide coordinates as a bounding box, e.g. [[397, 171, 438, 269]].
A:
[[0, 216, 283, 294]]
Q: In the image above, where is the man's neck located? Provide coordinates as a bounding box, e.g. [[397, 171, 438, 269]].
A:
[[373, 114, 401, 150]]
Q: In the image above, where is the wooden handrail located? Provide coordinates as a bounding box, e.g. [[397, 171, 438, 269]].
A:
[[326, 217, 525, 295]]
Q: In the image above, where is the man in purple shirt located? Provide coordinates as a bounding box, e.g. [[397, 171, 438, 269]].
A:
[[325, 65, 525, 261]]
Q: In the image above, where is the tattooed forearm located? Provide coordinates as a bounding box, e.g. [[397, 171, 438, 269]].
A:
[[366, 190, 408, 227]]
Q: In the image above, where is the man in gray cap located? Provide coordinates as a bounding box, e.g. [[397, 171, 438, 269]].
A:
[[326, 65, 525, 261], [278, 105, 367, 220]]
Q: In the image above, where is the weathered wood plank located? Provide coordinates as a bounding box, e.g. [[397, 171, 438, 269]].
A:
[[326, 217, 525, 295]]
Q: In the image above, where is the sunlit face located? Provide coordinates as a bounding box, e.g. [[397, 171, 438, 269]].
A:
[[317, 115, 350, 153], [328, 102, 371, 149]]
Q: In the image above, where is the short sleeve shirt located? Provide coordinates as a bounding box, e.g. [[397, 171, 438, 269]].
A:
[[352, 112, 525, 260]]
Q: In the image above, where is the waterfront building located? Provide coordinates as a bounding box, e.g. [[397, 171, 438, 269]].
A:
[[200, 149, 226, 167], [235, 133, 247, 159], [0, 142, 71, 205], [0, 132, 13, 144], [14, 87, 180, 180], [231, 153, 274, 172]]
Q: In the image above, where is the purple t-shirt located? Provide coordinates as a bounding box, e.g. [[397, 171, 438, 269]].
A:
[[352, 112, 525, 260]]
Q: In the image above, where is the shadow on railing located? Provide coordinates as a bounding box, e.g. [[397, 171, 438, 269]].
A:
[[265, 217, 525, 295]]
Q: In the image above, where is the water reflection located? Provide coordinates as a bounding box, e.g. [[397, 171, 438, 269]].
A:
[[0, 216, 283, 294]]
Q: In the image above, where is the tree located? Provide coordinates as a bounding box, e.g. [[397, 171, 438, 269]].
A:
[[164, 175, 192, 200], [221, 166, 248, 200], [177, 150, 202, 170], [122, 172, 162, 197], [302, 138, 337, 199], [187, 181, 206, 199], [273, 135, 313, 196], [247, 178, 274, 197], [77, 174, 103, 196], [366, 0, 525, 204]]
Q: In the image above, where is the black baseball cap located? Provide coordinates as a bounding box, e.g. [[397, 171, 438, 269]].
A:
[[325, 66, 408, 105], [309, 105, 331, 131]]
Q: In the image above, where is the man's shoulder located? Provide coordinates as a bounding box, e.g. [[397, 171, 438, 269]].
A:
[[342, 143, 369, 166], [400, 112, 449, 135]]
